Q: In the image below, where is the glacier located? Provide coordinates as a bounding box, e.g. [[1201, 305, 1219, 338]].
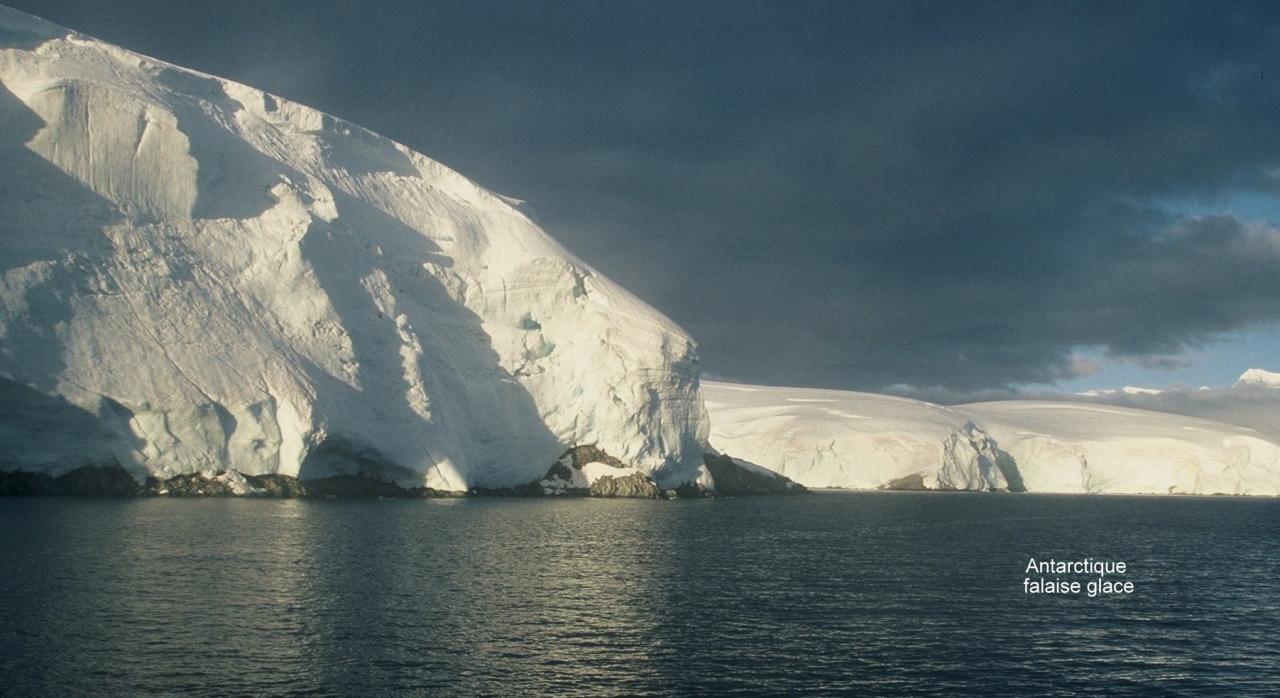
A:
[[705, 379, 1280, 496], [3, 6, 1275, 500], [959, 401, 1280, 496], [0, 7, 712, 492], [703, 381, 1012, 491]]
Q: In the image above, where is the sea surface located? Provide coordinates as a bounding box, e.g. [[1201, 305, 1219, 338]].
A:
[[1, 492, 1277, 696]]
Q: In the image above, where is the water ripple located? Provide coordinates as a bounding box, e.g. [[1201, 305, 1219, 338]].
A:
[[1, 493, 1277, 695]]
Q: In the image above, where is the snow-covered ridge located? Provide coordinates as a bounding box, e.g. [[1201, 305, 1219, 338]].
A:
[[705, 380, 1280, 496], [1237, 368, 1280, 389], [0, 7, 709, 489], [1073, 368, 1280, 443], [1076, 386, 1164, 397]]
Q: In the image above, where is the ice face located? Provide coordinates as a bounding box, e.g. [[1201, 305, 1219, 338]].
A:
[[702, 381, 1011, 491], [705, 380, 1280, 496], [0, 6, 709, 489]]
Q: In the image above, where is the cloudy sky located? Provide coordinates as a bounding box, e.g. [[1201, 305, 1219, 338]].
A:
[[13, 0, 1280, 397]]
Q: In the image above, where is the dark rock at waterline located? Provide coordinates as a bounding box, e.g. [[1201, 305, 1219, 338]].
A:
[[2, 463, 145, 494], [0, 464, 141, 496], [0, 469, 58, 495], [146, 471, 306, 497], [588, 471, 662, 499], [673, 480, 713, 498], [56, 464, 142, 496], [703, 453, 808, 496], [302, 474, 455, 499], [244, 473, 308, 498], [880, 473, 930, 491], [0, 466, 457, 499], [146, 472, 241, 497], [471, 480, 554, 497], [0, 448, 808, 499], [303, 474, 412, 499], [150, 471, 456, 498]]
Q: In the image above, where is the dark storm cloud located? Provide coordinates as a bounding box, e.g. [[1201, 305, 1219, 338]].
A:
[[12, 0, 1280, 390], [1117, 354, 1195, 372]]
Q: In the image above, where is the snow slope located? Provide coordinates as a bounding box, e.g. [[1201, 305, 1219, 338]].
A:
[[959, 401, 1280, 496], [0, 7, 708, 489], [703, 381, 1011, 490], [704, 381, 1280, 495]]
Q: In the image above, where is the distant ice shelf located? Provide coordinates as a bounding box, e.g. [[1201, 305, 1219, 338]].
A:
[[705, 380, 1280, 496]]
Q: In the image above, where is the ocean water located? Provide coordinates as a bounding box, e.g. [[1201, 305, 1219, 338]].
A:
[[1, 492, 1277, 696]]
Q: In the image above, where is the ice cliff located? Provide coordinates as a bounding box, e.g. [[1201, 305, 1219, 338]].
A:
[[959, 401, 1280, 496], [0, 7, 709, 490], [705, 380, 1280, 496], [703, 381, 1013, 491]]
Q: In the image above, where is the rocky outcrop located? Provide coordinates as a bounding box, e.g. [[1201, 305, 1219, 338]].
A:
[[587, 471, 663, 499], [517, 445, 665, 498], [146, 471, 251, 496], [54, 464, 141, 496], [0, 464, 140, 496], [880, 473, 929, 491], [243, 473, 308, 498], [702, 453, 808, 496], [563, 445, 627, 470], [0, 469, 56, 495]]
